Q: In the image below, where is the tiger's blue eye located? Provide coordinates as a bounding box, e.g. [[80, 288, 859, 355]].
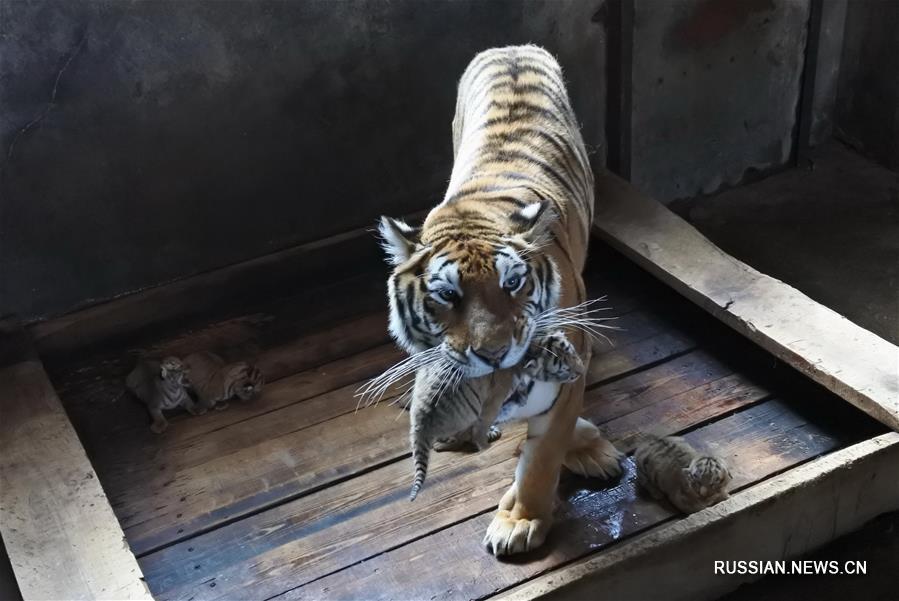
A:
[[438, 289, 458, 302], [504, 276, 521, 291]]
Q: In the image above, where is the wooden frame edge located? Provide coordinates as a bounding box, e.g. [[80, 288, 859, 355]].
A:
[[591, 171, 899, 430], [497, 432, 899, 601], [0, 321, 153, 601]]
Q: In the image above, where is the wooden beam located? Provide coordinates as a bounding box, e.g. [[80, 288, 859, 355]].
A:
[[497, 432, 899, 601], [592, 171, 899, 430], [0, 322, 151, 600]]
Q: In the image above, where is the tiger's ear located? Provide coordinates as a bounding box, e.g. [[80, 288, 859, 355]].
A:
[[378, 216, 420, 265], [511, 200, 556, 245]]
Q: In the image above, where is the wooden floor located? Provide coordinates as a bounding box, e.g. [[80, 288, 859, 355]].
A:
[[43, 243, 884, 601]]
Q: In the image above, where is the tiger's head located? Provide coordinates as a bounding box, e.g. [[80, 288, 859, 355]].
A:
[[225, 362, 265, 401], [378, 200, 560, 377], [160, 356, 187, 385]]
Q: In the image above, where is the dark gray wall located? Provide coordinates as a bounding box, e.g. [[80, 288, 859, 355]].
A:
[[629, 0, 810, 203], [834, 0, 899, 172], [0, 0, 606, 321], [809, 0, 847, 146]]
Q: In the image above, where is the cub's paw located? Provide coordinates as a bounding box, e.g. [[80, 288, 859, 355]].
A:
[[150, 420, 168, 434], [483, 509, 550, 556], [564, 436, 624, 479], [486, 425, 502, 443], [187, 404, 207, 416]]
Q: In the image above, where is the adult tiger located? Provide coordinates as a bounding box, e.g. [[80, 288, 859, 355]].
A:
[[377, 45, 622, 555]]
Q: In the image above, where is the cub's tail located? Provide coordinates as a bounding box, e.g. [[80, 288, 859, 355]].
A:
[[409, 432, 432, 502]]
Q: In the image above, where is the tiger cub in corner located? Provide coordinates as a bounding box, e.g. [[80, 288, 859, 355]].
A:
[[126, 356, 199, 434], [634, 435, 732, 514], [183, 351, 265, 411], [409, 331, 584, 501]]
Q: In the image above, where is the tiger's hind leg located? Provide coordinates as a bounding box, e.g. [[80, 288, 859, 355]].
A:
[[563, 417, 623, 479], [148, 406, 168, 434]]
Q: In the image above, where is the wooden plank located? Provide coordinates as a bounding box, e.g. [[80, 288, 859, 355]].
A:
[[498, 432, 899, 601], [139, 348, 768, 599], [593, 171, 899, 430], [121, 334, 703, 556], [88, 344, 401, 481], [0, 323, 152, 600], [141, 431, 524, 600], [600, 373, 771, 450], [125, 402, 410, 556], [286, 397, 882, 601]]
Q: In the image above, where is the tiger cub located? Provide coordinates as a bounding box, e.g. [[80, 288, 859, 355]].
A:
[[634, 435, 732, 514], [409, 331, 584, 501], [183, 351, 265, 411], [126, 356, 199, 434]]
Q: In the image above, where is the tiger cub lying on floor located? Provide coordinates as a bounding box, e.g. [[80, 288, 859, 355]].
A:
[[183, 351, 265, 411], [409, 331, 584, 501], [634, 435, 732, 513], [126, 352, 264, 433]]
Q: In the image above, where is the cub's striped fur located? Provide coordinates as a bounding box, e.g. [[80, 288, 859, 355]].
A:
[[377, 46, 622, 555], [184, 351, 264, 410], [126, 356, 198, 434], [409, 331, 584, 501], [634, 435, 732, 513]]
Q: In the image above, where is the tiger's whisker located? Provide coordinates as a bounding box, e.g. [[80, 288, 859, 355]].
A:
[[356, 347, 443, 410]]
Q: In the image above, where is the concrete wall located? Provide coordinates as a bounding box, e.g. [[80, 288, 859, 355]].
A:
[[834, 0, 899, 171], [0, 0, 605, 320], [629, 0, 810, 203]]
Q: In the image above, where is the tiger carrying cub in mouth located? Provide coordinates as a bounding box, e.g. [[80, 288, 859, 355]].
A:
[[372, 45, 623, 556]]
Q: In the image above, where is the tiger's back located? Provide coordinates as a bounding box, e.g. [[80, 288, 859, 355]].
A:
[[438, 45, 593, 268]]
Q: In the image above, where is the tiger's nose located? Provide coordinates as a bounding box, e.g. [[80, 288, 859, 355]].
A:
[[471, 345, 509, 367]]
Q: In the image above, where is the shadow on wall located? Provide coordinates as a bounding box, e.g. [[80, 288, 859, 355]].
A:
[[834, 0, 899, 172], [0, 0, 606, 321]]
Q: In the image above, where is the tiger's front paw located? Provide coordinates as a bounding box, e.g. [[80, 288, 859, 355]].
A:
[[483, 509, 551, 556]]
